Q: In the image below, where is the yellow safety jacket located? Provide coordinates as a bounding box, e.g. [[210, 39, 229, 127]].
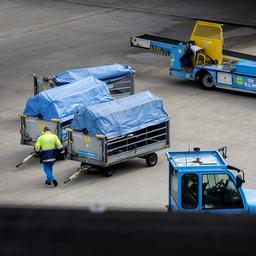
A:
[[35, 131, 64, 163]]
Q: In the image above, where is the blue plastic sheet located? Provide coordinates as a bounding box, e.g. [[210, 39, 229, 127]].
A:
[[53, 64, 134, 85], [72, 91, 169, 138], [24, 76, 113, 122]]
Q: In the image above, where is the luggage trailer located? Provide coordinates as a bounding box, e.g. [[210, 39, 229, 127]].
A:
[[65, 120, 170, 181], [33, 73, 135, 98], [20, 76, 116, 154]]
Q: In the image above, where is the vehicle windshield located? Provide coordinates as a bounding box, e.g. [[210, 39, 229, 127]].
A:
[[202, 173, 243, 209]]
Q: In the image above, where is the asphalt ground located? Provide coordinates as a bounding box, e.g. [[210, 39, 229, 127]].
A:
[[0, 0, 256, 210]]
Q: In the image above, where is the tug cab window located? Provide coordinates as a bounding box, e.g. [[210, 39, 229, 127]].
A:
[[182, 174, 198, 209], [202, 174, 243, 209]]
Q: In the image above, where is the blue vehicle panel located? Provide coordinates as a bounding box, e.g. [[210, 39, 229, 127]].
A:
[[235, 60, 256, 76], [233, 74, 256, 91]]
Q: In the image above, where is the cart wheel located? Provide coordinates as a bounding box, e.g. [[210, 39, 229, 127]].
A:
[[104, 167, 114, 177], [146, 153, 158, 167], [80, 162, 86, 167], [199, 72, 215, 90]]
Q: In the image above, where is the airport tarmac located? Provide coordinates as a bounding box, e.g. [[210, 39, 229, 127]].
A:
[[0, 0, 256, 210]]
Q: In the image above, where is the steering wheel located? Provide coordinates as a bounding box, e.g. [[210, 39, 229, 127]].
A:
[[215, 179, 225, 191], [215, 179, 230, 194]]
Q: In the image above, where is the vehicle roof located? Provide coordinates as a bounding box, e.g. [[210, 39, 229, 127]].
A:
[[166, 150, 227, 171]]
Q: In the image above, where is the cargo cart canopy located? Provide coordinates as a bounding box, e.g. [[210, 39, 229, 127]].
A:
[[24, 76, 113, 122], [72, 91, 169, 138], [53, 64, 134, 85]]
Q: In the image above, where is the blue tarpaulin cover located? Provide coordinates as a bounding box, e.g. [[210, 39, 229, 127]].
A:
[[24, 76, 113, 122], [53, 64, 134, 85], [72, 91, 169, 138]]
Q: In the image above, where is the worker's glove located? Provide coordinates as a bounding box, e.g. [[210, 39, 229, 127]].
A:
[[34, 151, 41, 159], [59, 153, 66, 161], [58, 148, 66, 160]]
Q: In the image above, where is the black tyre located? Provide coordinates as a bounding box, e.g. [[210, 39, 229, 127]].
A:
[[104, 167, 114, 177], [199, 72, 215, 90], [146, 153, 158, 167]]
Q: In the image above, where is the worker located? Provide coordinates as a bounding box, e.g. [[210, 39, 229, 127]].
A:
[[35, 126, 65, 187]]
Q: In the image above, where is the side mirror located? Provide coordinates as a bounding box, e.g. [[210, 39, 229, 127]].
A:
[[218, 146, 227, 159], [236, 174, 244, 188]]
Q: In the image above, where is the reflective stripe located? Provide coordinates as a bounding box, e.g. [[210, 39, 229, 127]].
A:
[[43, 158, 56, 162], [42, 148, 56, 151]]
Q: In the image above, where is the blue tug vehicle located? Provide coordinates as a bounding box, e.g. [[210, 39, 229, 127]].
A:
[[166, 147, 256, 214]]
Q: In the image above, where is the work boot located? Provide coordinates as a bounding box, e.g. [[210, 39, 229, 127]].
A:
[[52, 180, 58, 187], [45, 180, 51, 185]]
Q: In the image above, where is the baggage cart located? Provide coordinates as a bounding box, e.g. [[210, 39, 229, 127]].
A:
[[33, 64, 135, 97], [20, 76, 112, 149], [66, 120, 170, 178], [33, 74, 134, 98]]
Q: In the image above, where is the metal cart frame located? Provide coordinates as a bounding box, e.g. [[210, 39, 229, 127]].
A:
[[20, 115, 69, 147]]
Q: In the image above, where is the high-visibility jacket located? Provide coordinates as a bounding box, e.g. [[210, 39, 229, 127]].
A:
[[35, 131, 64, 163]]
